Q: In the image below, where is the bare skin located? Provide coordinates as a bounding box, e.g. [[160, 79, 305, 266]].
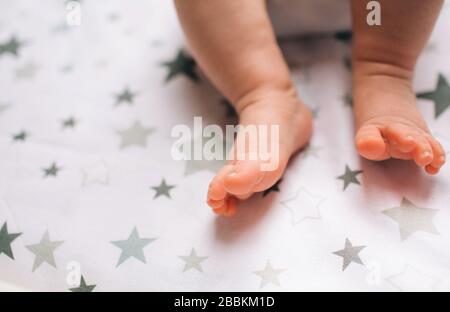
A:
[[174, 0, 446, 217], [351, 0, 446, 175]]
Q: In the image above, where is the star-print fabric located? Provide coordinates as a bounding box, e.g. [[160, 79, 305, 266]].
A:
[[1, 1, 450, 292]]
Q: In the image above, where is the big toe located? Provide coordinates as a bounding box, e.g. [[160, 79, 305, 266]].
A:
[[355, 125, 388, 160], [385, 123, 416, 153], [207, 164, 234, 201]]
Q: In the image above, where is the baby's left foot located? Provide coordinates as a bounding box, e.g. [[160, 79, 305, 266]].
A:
[[353, 65, 446, 174]]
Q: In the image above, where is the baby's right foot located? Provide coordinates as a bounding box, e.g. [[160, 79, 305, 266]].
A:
[[353, 62, 446, 174], [349, 0, 446, 174], [207, 88, 313, 217]]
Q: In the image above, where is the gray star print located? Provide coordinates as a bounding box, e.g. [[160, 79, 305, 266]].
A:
[[178, 248, 208, 272], [382, 198, 439, 241], [343, 93, 353, 107], [280, 186, 325, 225], [337, 165, 363, 191], [333, 238, 365, 271], [116, 121, 155, 149], [0, 222, 22, 260], [115, 87, 137, 106], [69, 276, 96, 292], [50, 22, 70, 34], [111, 227, 156, 267], [26, 231, 64, 272], [262, 179, 282, 197], [43, 162, 61, 177], [220, 98, 237, 119], [151, 179, 176, 199], [61, 64, 73, 73], [12, 130, 27, 142], [253, 261, 286, 288], [162, 50, 198, 82], [62, 117, 76, 129], [0, 36, 22, 57], [417, 74, 450, 118]]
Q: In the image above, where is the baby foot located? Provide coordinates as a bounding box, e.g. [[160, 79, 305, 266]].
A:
[[353, 74, 446, 175], [207, 89, 313, 217]]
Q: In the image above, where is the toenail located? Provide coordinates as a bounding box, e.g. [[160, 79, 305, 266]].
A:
[[405, 135, 414, 141], [422, 151, 432, 159]]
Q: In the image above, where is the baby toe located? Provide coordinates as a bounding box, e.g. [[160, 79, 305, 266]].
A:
[[223, 197, 238, 217], [425, 165, 440, 175], [207, 165, 234, 201], [412, 135, 434, 167], [207, 198, 225, 209], [207, 183, 226, 202], [212, 201, 227, 215], [386, 124, 416, 153], [426, 135, 446, 172], [355, 125, 388, 160]]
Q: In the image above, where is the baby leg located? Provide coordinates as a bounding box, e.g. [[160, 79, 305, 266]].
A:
[[174, 0, 313, 216], [351, 0, 446, 174]]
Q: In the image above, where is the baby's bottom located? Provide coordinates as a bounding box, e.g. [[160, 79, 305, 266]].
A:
[[174, 0, 446, 217]]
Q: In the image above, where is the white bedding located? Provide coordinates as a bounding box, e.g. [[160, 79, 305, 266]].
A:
[[1, 0, 450, 291]]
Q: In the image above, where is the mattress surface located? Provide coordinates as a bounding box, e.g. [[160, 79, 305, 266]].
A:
[[0, 0, 450, 291]]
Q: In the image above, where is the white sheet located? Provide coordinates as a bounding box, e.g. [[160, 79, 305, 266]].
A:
[[0, 0, 450, 292]]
